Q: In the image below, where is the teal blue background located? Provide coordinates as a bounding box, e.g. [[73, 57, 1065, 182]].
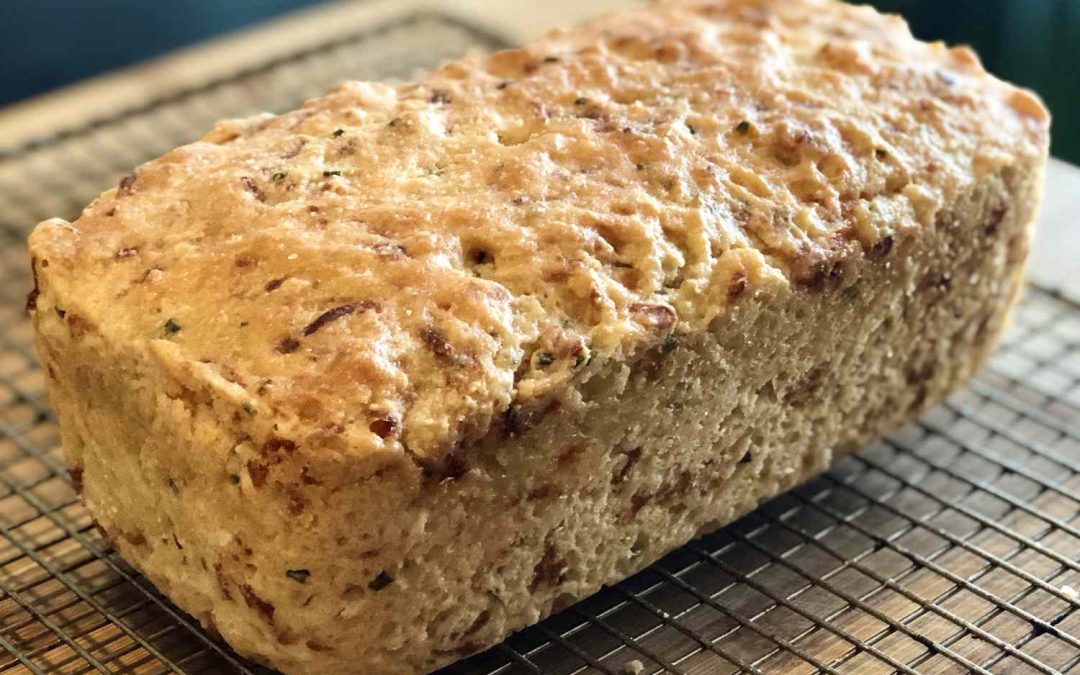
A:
[[869, 0, 1078, 162], [0, 1, 319, 106], [2, 1, 1077, 161]]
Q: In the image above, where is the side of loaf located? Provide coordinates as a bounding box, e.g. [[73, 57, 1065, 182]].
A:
[[28, 0, 1048, 673]]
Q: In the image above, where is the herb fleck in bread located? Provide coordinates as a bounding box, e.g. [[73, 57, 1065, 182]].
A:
[[28, 0, 1048, 672]]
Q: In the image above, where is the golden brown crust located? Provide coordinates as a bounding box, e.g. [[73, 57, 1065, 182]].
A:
[[28, 0, 1048, 471]]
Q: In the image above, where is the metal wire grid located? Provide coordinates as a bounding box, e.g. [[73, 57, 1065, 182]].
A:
[[0, 9, 1077, 674]]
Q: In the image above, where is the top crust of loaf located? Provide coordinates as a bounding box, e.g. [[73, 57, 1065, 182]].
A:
[[28, 0, 1048, 472]]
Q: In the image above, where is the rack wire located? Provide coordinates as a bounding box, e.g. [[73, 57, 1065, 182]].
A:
[[0, 9, 1077, 674]]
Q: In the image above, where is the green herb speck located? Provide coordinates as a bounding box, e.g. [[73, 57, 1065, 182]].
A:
[[286, 569, 310, 583], [270, 171, 286, 181], [55, 307, 66, 319], [242, 402, 255, 415], [163, 318, 181, 336], [537, 352, 555, 367], [574, 97, 588, 106], [368, 570, 394, 591], [661, 335, 678, 353], [332, 128, 345, 137], [323, 170, 342, 177], [503, 406, 520, 436], [735, 120, 751, 134]]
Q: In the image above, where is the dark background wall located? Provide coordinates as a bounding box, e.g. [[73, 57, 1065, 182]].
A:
[[870, 0, 1079, 162], [0, 0, 324, 104], [2, 0, 1077, 161]]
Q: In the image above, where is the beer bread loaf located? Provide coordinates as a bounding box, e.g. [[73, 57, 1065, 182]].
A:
[[28, 0, 1048, 672]]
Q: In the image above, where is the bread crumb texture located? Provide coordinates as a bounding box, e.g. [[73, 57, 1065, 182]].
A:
[[28, 0, 1046, 472]]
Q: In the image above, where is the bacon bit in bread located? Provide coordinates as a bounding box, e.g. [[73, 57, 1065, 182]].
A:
[[369, 414, 399, 439], [868, 235, 895, 261], [303, 302, 374, 336], [728, 271, 749, 300], [529, 542, 566, 592], [240, 176, 265, 202], [247, 461, 269, 488], [421, 327, 453, 357], [118, 173, 137, 195], [240, 584, 276, 625], [629, 303, 677, 331], [277, 337, 300, 354]]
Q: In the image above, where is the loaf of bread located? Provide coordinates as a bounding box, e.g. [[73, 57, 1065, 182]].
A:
[[28, 0, 1048, 672]]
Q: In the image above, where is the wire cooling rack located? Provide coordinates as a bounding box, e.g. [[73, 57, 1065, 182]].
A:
[[0, 9, 1077, 675]]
